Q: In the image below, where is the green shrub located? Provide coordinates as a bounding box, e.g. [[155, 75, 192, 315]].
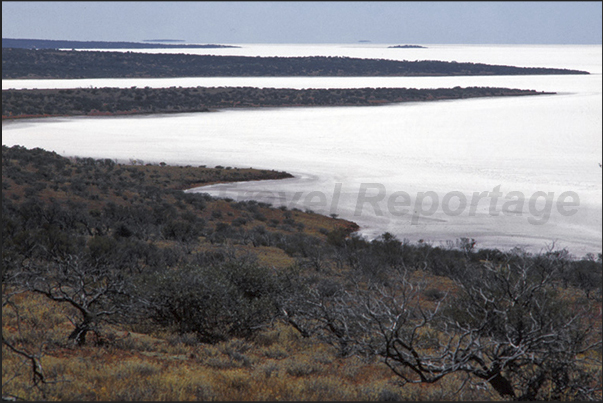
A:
[[140, 261, 281, 343]]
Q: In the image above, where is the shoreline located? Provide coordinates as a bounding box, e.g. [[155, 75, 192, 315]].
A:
[[186, 174, 602, 259], [3, 130, 599, 257], [3, 92, 598, 258]]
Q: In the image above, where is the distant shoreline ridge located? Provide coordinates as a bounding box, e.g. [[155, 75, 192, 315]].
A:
[[1, 38, 240, 49]]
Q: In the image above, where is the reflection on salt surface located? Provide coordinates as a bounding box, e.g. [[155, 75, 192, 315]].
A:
[[2, 44, 601, 256]]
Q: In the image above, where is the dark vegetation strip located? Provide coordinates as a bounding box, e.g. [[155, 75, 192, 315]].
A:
[[1, 48, 589, 79], [388, 44, 427, 48], [2, 85, 553, 119], [2, 37, 240, 49]]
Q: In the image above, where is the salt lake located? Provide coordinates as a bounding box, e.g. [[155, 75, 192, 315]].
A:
[[2, 44, 601, 256]]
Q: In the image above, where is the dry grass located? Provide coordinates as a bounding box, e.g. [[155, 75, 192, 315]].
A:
[[3, 291, 485, 402], [8, 281, 594, 401]]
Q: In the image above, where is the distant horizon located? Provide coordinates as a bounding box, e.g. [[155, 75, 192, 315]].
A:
[[2, 2, 601, 45], [3, 36, 602, 46]]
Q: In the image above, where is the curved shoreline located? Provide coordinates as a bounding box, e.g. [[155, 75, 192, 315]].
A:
[[2, 88, 599, 257], [189, 173, 603, 257]]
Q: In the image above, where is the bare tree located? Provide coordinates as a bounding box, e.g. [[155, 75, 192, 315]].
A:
[[281, 279, 359, 356], [2, 276, 55, 400], [292, 261, 602, 400], [2, 335, 48, 400], [19, 255, 133, 346]]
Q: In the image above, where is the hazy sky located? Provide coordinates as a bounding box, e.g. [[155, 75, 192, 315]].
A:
[[2, 1, 602, 44]]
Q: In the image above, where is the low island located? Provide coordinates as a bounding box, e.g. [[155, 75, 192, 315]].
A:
[[388, 44, 427, 49]]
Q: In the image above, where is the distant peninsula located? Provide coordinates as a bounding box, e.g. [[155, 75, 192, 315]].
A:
[[1, 48, 589, 79], [1, 38, 240, 50], [388, 45, 427, 49], [2, 86, 554, 119]]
